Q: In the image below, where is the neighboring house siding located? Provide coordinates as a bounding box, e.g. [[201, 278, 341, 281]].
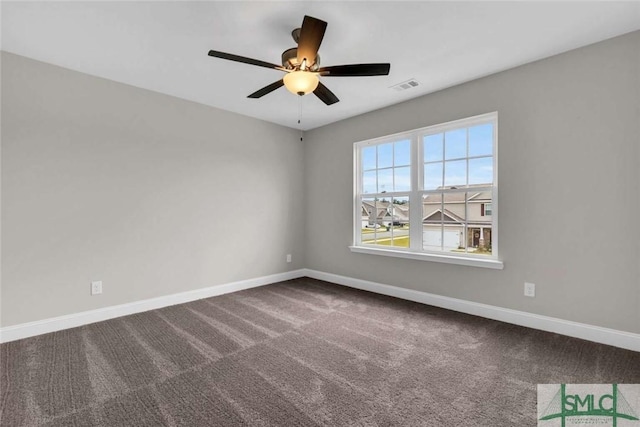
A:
[[420, 187, 493, 249]]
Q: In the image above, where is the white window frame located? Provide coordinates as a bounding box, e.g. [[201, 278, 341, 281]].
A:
[[351, 112, 503, 270]]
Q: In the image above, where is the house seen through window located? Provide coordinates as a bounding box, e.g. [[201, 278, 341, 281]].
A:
[[354, 112, 497, 260]]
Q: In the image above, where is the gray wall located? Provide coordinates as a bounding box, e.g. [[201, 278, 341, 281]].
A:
[[2, 31, 639, 335], [304, 31, 640, 334], [1, 52, 304, 327]]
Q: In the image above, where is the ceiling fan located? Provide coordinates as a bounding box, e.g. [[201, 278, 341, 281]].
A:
[[208, 15, 391, 106]]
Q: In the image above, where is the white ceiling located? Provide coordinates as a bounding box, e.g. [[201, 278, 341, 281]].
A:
[[2, 1, 640, 130]]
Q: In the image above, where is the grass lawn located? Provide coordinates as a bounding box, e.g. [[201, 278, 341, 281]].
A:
[[365, 235, 410, 248], [362, 225, 409, 234]]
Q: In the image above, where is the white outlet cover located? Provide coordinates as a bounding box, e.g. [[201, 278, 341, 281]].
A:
[[91, 281, 103, 295], [524, 282, 535, 297]]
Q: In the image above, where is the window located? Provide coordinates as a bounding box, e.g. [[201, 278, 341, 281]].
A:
[[353, 112, 501, 269]]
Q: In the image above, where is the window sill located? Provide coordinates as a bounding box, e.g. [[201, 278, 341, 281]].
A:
[[348, 246, 504, 270]]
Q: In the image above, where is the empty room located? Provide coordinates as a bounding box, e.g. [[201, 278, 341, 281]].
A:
[[1, 2, 640, 426]]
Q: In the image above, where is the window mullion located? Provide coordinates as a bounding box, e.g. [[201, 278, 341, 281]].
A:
[[491, 115, 499, 257], [354, 145, 361, 246], [409, 134, 422, 251], [464, 192, 469, 254]]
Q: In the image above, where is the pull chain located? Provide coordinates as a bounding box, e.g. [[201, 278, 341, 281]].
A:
[[298, 95, 303, 141]]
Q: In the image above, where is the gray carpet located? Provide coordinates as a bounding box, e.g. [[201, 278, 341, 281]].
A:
[[1, 277, 639, 426]]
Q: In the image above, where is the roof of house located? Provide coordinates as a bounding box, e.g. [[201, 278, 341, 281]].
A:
[[423, 209, 465, 224], [362, 200, 410, 221]]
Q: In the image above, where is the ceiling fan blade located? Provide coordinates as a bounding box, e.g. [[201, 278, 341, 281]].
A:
[[247, 80, 284, 98], [208, 50, 283, 71], [319, 63, 391, 77], [313, 82, 339, 105], [296, 16, 327, 67]]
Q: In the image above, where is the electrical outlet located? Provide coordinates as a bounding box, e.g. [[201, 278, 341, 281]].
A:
[[524, 282, 535, 298], [91, 281, 103, 295], [286, 254, 292, 263]]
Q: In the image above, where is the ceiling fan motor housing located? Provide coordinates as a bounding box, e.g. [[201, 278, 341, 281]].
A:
[[291, 28, 301, 43], [282, 47, 320, 70], [281, 48, 297, 69]]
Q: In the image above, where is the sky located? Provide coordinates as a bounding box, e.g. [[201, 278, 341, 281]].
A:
[[362, 123, 494, 194]]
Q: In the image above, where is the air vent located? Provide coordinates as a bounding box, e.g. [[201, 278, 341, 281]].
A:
[[390, 79, 420, 92]]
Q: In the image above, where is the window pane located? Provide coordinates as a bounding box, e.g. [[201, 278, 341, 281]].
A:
[[377, 143, 393, 168], [361, 198, 379, 245], [378, 168, 393, 193], [422, 193, 443, 252], [424, 134, 443, 162], [394, 139, 411, 166], [468, 157, 493, 185], [362, 170, 376, 194], [466, 190, 492, 255], [424, 162, 443, 190], [389, 197, 410, 248], [362, 146, 376, 170], [443, 192, 466, 253], [394, 166, 411, 191], [444, 160, 466, 187], [445, 129, 466, 160], [469, 124, 493, 157]]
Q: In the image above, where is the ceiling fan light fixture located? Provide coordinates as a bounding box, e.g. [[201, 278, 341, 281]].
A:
[[283, 71, 319, 96], [208, 15, 390, 105]]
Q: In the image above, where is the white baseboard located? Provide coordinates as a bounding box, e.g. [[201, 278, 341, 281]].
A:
[[303, 269, 640, 353], [4, 268, 639, 352], [0, 269, 306, 343]]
